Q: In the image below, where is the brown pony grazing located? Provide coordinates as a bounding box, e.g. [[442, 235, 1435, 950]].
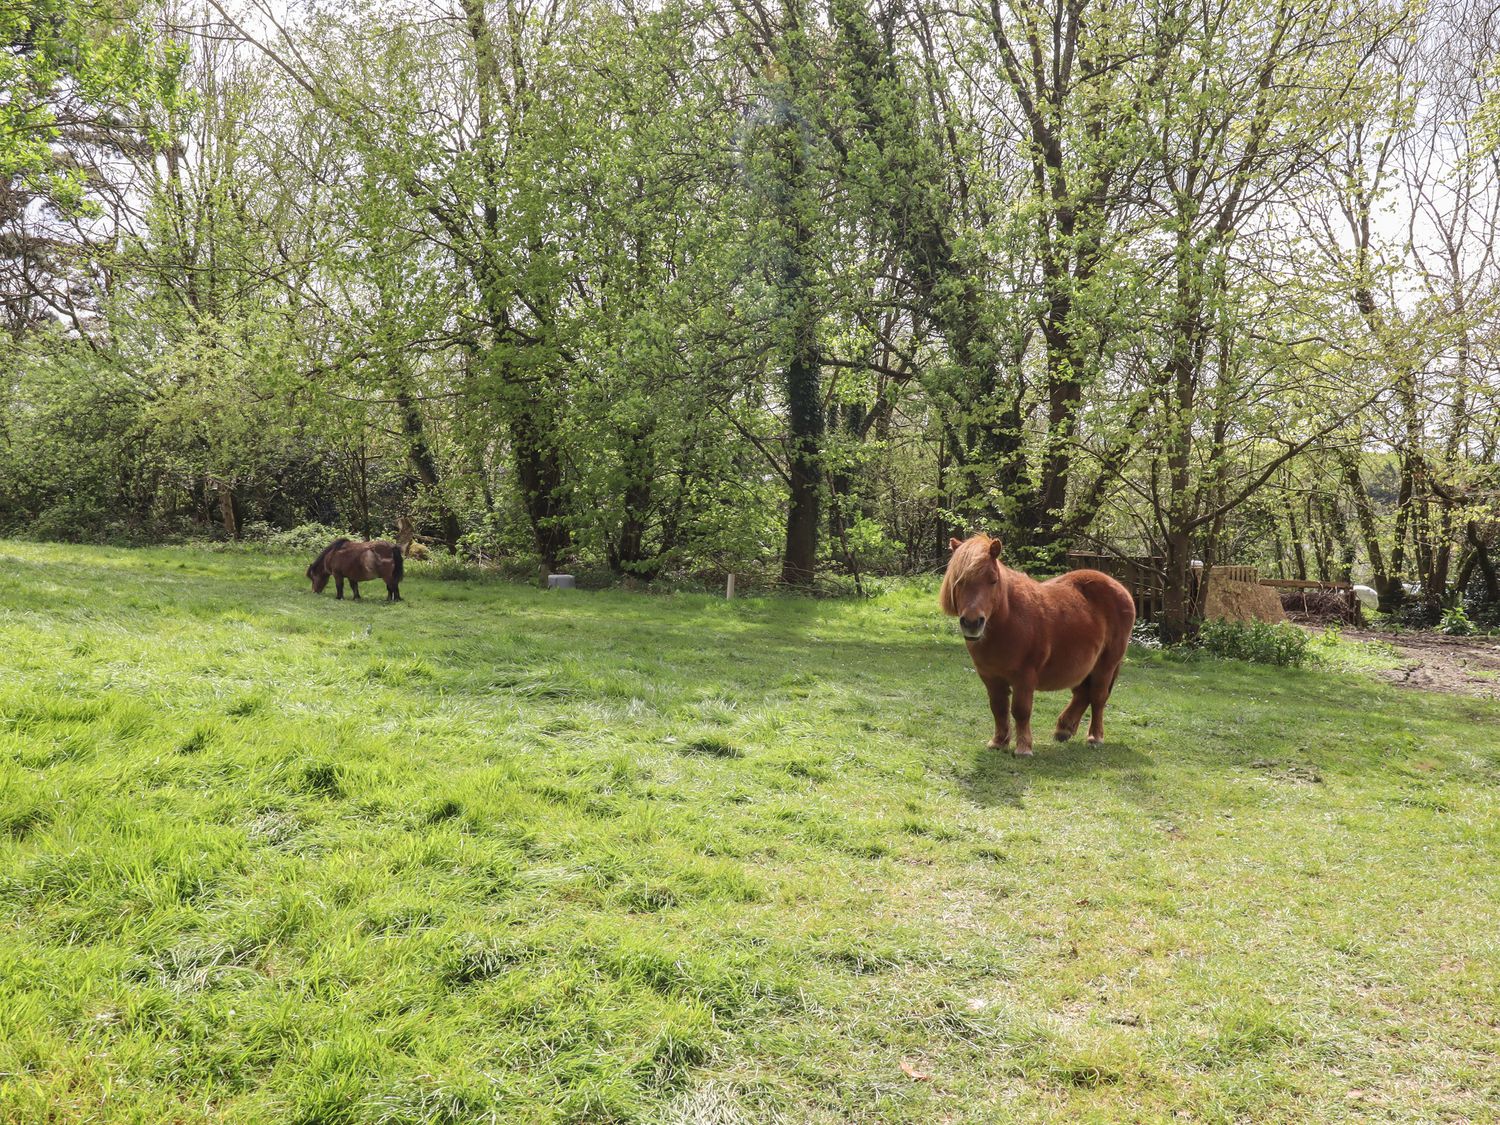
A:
[[940, 534, 1134, 757], [306, 538, 404, 602]]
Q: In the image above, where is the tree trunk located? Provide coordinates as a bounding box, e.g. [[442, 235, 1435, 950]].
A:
[[609, 422, 656, 578], [1467, 522, 1498, 603], [773, 23, 822, 589], [216, 479, 239, 540], [1389, 451, 1415, 612], [394, 387, 460, 552], [781, 336, 823, 586], [1161, 529, 1194, 646], [1285, 497, 1308, 580], [510, 395, 571, 571], [1340, 451, 1400, 612], [1028, 312, 1082, 565], [1157, 250, 1206, 645], [1326, 492, 1355, 583], [354, 445, 371, 541]]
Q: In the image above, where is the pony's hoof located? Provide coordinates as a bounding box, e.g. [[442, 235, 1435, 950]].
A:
[[987, 737, 1011, 750], [1054, 728, 1075, 743], [1087, 735, 1104, 746], [1013, 746, 1034, 758]]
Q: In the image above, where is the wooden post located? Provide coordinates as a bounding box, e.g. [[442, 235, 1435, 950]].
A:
[[725, 573, 736, 600]]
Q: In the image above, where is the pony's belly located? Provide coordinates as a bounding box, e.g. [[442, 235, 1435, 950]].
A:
[[348, 552, 381, 581], [1036, 648, 1103, 692]]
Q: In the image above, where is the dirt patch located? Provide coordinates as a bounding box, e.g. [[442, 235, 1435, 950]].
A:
[[1329, 627, 1500, 700], [1250, 759, 1324, 784]]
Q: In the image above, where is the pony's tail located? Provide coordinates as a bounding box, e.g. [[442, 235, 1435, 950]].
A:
[[392, 545, 404, 583]]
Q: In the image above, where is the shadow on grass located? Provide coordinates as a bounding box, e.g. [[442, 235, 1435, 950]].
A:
[[959, 739, 1153, 808]]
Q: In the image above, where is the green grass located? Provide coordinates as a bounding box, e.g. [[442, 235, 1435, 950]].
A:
[[1305, 627, 1410, 677], [1, 541, 1496, 1123]]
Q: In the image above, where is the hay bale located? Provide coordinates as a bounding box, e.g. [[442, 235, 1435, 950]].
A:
[[1203, 575, 1287, 624]]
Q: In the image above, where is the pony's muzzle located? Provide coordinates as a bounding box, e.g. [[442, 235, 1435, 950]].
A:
[[959, 614, 986, 640]]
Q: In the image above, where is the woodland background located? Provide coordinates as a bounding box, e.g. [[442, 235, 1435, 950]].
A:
[[5, 0, 1499, 638]]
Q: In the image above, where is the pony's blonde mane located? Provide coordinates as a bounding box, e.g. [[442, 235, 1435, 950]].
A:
[[939, 535, 1003, 616]]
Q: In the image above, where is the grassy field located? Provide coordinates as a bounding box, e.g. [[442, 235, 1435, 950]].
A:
[[1, 541, 1496, 1124]]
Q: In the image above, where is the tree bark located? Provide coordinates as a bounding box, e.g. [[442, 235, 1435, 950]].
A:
[[1339, 451, 1399, 609], [781, 297, 823, 585], [216, 479, 238, 539], [394, 387, 460, 552], [609, 422, 657, 578], [510, 393, 571, 571]]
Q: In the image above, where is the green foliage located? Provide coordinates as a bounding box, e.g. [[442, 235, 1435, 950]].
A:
[[252, 523, 352, 554], [1, 0, 1495, 622], [0, 2, 174, 185], [1439, 605, 1475, 636], [408, 552, 481, 583], [1196, 620, 1312, 667]]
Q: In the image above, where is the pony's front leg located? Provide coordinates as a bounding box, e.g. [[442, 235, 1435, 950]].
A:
[[983, 677, 1011, 749], [1011, 678, 1036, 758], [335, 576, 345, 600], [350, 581, 361, 601]]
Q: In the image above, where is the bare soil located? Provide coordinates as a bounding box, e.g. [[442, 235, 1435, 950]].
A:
[[1336, 626, 1500, 699]]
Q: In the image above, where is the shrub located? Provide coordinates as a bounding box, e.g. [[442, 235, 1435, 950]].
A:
[[411, 551, 479, 581], [1393, 600, 1439, 629], [1439, 605, 1475, 636], [1196, 619, 1310, 667], [1130, 620, 1162, 650], [260, 523, 350, 553], [1461, 570, 1500, 627]]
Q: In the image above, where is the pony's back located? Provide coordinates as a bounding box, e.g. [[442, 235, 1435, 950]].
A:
[[311, 537, 353, 572]]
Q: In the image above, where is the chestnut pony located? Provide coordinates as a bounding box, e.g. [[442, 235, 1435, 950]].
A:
[[940, 534, 1134, 756], [306, 538, 404, 602]]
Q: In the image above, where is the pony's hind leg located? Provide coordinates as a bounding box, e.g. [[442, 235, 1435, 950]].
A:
[[1054, 679, 1090, 742], [350, 581, 361, 600], [1086, 661, 1123, 744]]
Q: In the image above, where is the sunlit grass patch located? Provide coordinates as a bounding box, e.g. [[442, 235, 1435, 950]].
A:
[[0, 540, 1496, 1122]]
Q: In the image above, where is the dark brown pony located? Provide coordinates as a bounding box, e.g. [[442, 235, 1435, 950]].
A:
[[307, 538, 404, 602], [940, 534, 1134, 756]]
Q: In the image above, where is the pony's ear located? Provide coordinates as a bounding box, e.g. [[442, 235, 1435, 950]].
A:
[[987, 538, 1004, 560], [948, 537, 963, 551]]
